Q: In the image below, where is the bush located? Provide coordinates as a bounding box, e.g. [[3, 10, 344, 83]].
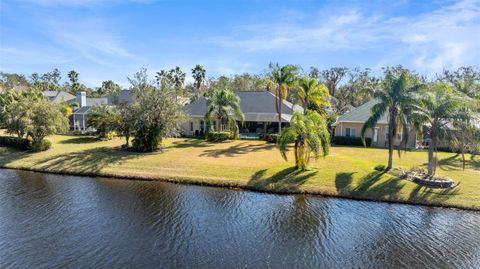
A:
[[206, 131, 231, 142], [0, 136, 31, 150], [31, 139, 51, 152], [332, 136, 372, 147], [265, 134, 279, 143], [100, 130, 117, 141], [132, 127, 162, 152]]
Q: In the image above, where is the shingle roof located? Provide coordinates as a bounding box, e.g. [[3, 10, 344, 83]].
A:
[[86, 97, 109, 106], [42, 91, 76, 103], [42, 91, 58, 98], [184, 91, 303, 122], [72, 106, 91, 115], [335, 99, 389, 125]]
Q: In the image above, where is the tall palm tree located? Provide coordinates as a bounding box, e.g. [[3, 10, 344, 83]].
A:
[[277, 110, 330, 170], [169, 66, 186, 97], [268, 63, 299, 132], [205, 87, 244, 138], [295, 77, 330, 115], [361, 68, 421, 170], [192, 64, 206, 92], [410, 83, 472, 175]]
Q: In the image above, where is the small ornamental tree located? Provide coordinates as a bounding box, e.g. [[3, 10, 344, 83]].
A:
[[27, 98, 69, 151], [87, 104, 120, 140], [277, 110, 330, 170], [205, 87, 244, 139], [129, 68, 185, 152]]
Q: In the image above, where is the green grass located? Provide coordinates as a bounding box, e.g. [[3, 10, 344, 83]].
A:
[[0, 135, 479, 210]]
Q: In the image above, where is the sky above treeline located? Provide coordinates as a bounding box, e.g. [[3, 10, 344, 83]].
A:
[[0, 0, 479, 87]]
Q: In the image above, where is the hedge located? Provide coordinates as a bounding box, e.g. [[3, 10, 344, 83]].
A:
[[206, 131, 231, 142], [332, 136, 372, 147], [0, 136, 31, 150]]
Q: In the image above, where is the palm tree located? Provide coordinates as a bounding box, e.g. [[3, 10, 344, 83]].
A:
[[361, 68, 421, 170], [295, 77, 330, 114], [277, 110, 330, 170], [205, 87, 244, 138], [192, 64, 206, 92], [87, 104, 119, 139], [155, 70, 172, 89], [169, 66, 186, 97], [410, 83, 472, 175], [268, 63, 299, 132]]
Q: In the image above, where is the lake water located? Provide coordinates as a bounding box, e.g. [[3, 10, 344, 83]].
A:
[[0, 169, 479, 268]]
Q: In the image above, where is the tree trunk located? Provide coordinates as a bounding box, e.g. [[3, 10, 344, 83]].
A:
[[427, 136, 436, 176], [125, 133, 130, 147], [278, 90, 282, 133], [387, 135, 393, 170], [387, 114, 395, 170], [294, 139, 299, 168]]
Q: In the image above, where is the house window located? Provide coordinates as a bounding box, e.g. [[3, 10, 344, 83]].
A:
[[345, 128, 356, 137], [190, 122, 193, 132]]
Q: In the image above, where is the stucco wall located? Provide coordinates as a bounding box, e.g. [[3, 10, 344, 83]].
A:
[[181, 116, 226, 136], [181, 116, 206, 136], [334, 122, 417, 148]]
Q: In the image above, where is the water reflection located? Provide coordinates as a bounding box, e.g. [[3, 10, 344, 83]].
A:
[[0, 169, 479, 268]]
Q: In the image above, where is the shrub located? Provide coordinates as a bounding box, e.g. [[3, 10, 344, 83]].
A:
[[265, 134, 279, 143], [332, 136, 372, 147], [206, 131, 231, 142], [102, 130, 117, 141], [436, 146, 453, 153], [0, 136, 31, 150], [31, 139, 51, 152], [132, 127, 162, 152]]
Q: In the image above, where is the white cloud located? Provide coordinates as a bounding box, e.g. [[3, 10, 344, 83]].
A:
[[211, 0, 480, 73], [41, 16, 142, 67]]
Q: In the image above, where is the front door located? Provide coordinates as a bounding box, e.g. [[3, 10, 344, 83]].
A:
[[373, 128, 379, 144]]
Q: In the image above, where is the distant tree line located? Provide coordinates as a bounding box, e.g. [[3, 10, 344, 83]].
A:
[[1, 65, 478, 172]]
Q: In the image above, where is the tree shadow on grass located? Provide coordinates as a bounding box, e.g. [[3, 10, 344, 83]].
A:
[[0, 148, 34, 166], [335, 172, 356, 195], [199, 142, 276, 158], [58, 136, 98, 144], [31, 147, 144, 174], [335, 170, 459, 203], [407, 184, 460, 204], [248, 167, 318, 191], [421, 153, 480, 172], [169, 138, 214, 148]]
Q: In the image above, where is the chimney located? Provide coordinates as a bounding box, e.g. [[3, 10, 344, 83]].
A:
[[76, 92, 87, 107]]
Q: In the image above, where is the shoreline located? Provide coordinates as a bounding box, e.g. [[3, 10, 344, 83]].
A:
[[2, 164, 478, 212]]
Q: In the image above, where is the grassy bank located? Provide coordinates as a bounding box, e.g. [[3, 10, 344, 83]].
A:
[[0, 135, 479, 210]]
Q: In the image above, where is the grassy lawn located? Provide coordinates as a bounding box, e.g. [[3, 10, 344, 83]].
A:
[[0, 135, 479, 210]]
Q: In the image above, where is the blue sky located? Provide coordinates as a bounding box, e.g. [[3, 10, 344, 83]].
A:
[[0, 0, 479, 87]]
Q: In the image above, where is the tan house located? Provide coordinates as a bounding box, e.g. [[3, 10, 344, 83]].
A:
[[181, 91, 303, 138], [333, 99, 417, 148]]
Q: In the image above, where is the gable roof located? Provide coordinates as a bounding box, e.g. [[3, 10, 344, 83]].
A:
[[184, 91, 303, 122], [335, 99, 389, 125], [42, 91, 76, 103]]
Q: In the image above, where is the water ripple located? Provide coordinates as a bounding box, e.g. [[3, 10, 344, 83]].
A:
[[0, 169, 479, 268]]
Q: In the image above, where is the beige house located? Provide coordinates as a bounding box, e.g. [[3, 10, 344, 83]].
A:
[[181, 91, 303, 138], [333, 99, 417, 148]]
